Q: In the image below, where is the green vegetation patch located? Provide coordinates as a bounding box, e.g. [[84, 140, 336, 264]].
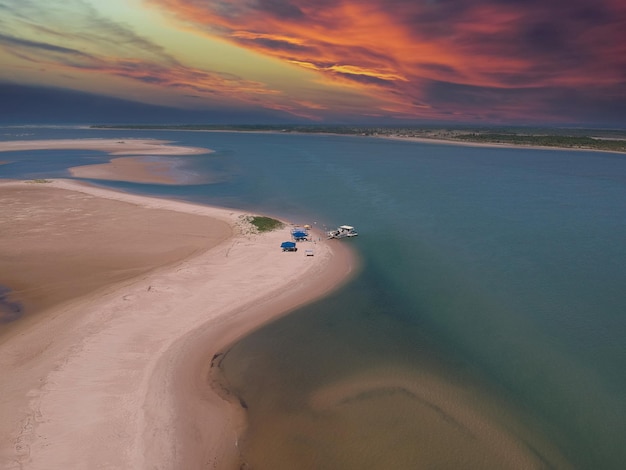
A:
[[455, 133, 626, 152], [247, 216, 284, 232]]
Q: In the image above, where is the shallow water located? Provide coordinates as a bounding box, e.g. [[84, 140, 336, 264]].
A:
[[0, 285, 22, 323], [2, 126, 625, 468]]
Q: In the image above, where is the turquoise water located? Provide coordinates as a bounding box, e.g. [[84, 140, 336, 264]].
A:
[[2, 127, 625, 467]]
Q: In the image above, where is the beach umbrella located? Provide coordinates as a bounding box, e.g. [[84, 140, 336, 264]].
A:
[[281, 241, 296, 249]]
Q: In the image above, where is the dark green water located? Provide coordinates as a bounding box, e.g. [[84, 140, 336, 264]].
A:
[[2, 127, 625, 468]]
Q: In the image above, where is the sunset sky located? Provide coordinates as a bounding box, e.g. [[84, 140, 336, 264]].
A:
[[1, 0, 625, 126]]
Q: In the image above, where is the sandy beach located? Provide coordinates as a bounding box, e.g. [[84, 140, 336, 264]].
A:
[[0, 178, 356, 469], [0, 138, 213, 184]]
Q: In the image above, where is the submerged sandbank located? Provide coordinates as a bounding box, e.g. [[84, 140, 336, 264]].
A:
[[0, 138, 212, 184], [69, 155, 202, 185], [0, 179, 357, 469], [217, 302, 574, 469]]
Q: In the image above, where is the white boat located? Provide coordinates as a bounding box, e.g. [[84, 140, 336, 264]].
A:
[[327, 225, 358, 239]]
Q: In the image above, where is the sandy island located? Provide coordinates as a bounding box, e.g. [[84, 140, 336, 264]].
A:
[[0, 178, 357, 469], [0, 138, 213, 184]]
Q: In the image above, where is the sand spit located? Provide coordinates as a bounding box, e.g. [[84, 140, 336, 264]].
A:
[[0, 179, 357, 469]]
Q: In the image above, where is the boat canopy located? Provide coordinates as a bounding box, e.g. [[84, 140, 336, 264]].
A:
[[327, 224, 358, 239]]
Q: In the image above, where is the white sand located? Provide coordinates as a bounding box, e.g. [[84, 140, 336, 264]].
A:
[[0, 179, 357, 469]]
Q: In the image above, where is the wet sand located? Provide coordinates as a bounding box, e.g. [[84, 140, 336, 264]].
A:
[[0, 179, 357, 469], [0, 182, 228, 325]]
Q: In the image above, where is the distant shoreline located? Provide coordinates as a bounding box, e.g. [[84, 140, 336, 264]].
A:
[[91, 124, 626, 154]]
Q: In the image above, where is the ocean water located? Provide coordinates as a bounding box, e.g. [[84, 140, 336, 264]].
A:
[[1, 126, 625, 468]]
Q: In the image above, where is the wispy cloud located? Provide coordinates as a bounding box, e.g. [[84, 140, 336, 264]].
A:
[[0, 0, 282, 109], [1, 0, 169, 61], [0, 33, 95, 58]]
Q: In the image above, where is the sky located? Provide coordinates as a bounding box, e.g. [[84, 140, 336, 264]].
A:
[[1, 0, 625, 126]]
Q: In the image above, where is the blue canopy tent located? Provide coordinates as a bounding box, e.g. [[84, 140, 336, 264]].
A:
[[292, 230, 308, 241], [281, 241, 297, 251]]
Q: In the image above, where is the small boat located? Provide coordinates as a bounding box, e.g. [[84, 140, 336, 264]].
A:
[[327, 225, 358, 239]]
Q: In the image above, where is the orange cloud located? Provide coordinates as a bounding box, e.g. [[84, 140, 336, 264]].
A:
[[2, 0, 624, 124], [147, 0, 626, 123]]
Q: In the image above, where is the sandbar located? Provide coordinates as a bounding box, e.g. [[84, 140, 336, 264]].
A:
[[0, 179, 357, 469], [378, 133, 626, 154], [0, 138, 208, 156], [0, 138, 213, 184]]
